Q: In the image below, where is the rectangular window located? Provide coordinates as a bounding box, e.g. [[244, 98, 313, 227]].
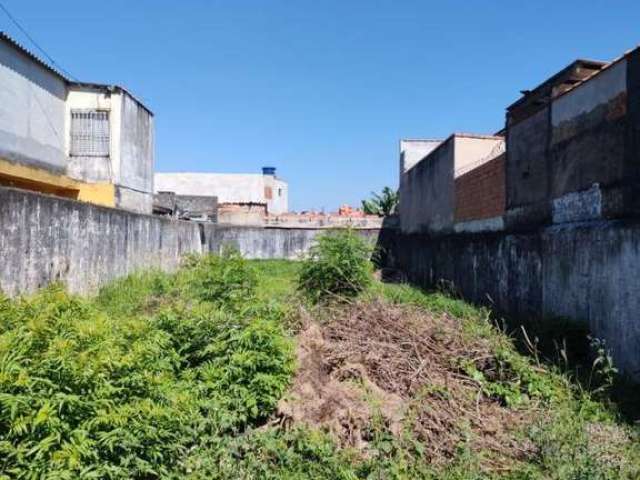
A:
[[264, 186, 273, 199], [70, 110, 110, 157]]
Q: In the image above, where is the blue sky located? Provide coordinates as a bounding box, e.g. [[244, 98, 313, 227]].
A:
[[1, 1, 639, 211]]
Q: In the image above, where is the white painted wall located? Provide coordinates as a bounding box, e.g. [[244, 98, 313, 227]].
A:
[[65, 87, 114, 183], [399, 139, 442, 176], [0, 38, 67, 171], [155, 172, 289, 214]]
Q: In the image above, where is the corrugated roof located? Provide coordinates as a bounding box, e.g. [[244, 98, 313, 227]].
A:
[[0, 31, 70, 81], [0, 31, 153, 114]]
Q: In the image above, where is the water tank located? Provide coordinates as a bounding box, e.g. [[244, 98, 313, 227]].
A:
[[262, 166, 276, 176]]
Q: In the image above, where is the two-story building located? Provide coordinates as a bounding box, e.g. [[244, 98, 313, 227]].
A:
[[0, 32, 154, 213]]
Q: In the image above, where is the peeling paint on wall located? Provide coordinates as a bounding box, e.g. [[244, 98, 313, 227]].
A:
[[551, 184, 602, 223]]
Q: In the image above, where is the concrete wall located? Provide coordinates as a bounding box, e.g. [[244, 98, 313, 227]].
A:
[[399, 137, 454, 234], [0, 38, 67, 172], [0, 35, 154, 214], [116, 93, 154, 213], [382, 221, 640, 380], [399, 139, 442, 177], [0, 186, 206, 296], [209, 225, 380, 260], [264, 175, 288, 214], [506, 53, 640, 229], [0, 187, 378, 296]]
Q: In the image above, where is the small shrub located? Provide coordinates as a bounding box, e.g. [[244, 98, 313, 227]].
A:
[[181, 247, 257, 308], [298, 229, 374, 302]]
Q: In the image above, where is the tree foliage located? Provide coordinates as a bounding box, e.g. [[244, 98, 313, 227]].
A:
[[361, 186, 398, 216]]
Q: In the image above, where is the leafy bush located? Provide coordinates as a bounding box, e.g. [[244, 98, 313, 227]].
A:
[[0, 253, 293, 478], [182, 248, 257, 307], [298, 229, 374, 302]]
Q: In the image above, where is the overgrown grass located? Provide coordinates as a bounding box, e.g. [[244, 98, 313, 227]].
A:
[[0, 251, 294, 479], [1, 244, 639, 479]]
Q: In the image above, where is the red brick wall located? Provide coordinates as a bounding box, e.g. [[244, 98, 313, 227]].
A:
[[454, 153, 505, 222]]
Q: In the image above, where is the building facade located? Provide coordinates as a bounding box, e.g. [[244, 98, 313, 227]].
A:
[[505, 50, 640, 229], [0, 32, 154, 213], [154, 167, 288, 223], [398, 133, 505, 234]]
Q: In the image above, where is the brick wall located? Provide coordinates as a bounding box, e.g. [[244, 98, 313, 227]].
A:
[[454, 153, 505, 222]]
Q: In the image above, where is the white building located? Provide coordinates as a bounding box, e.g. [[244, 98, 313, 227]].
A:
[[0, 32, 154, 213], [155, 167, 288, 216]]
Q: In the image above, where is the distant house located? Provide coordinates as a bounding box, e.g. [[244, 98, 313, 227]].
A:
[[154, 167, 288, 224], [0, 32, 154, 213]]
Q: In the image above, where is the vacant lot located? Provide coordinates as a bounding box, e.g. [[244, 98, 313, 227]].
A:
[[1, 249, 639, 479]]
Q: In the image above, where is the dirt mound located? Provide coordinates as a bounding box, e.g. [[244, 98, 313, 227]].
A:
[[277, 321, 404, 451], [277, 300, 537, 470]]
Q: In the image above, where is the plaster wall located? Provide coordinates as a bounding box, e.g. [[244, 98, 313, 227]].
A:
[[0, 39, 67, 172], [383, 221, 640, 380], [0, 187, 373, 296], [65, 87, 114, 183], [118, 93, 154, 196], [155, 173, 288, 214], [399, 138, 454, 234], [399, 139, 442, 176]]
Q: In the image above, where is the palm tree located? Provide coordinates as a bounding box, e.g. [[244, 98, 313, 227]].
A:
[[361, 187, 398, 216]]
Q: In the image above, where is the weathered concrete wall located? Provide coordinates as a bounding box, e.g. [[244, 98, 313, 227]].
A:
[[0, 187, 206, 296], [506, 55, 640, 229], [399, 135, 504, 235], [506, 107, 550, 212], [209, 225, 380, 260], [65, 87, 114, 183], [117, 93, 154, 213], [400, 138, 454, 234], [550, 60, 627, 199], [0, 187, 379, 296], [382, 220, 640, 380], [0, 37, 67, 172], [399, 139, 442, 178]]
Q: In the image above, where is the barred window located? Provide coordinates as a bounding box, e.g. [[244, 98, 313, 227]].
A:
[[70, 110, 110, 157]]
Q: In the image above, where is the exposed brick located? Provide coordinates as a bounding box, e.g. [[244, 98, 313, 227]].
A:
[[454, 154, 505, 222]]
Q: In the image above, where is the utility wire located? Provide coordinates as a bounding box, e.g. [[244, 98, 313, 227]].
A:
[[0, 1, 78, 80]]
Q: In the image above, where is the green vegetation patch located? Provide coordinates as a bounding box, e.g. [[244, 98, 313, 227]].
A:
[[1, 236, 639, 479], [0, 250, 294, 479]]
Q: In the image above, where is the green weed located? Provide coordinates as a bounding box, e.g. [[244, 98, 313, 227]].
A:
[[298, 229, 374, 303]]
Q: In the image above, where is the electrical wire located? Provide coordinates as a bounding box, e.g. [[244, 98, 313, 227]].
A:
[[0, 1, 78, 81]]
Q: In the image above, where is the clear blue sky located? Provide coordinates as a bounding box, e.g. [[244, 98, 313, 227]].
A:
[[2, 1, 639, 211]]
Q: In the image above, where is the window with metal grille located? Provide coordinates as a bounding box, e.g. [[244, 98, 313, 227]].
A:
[[70, 110, 110, 157]]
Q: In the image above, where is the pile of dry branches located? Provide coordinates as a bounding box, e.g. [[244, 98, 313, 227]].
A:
[[278, 299, 538, 471]]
